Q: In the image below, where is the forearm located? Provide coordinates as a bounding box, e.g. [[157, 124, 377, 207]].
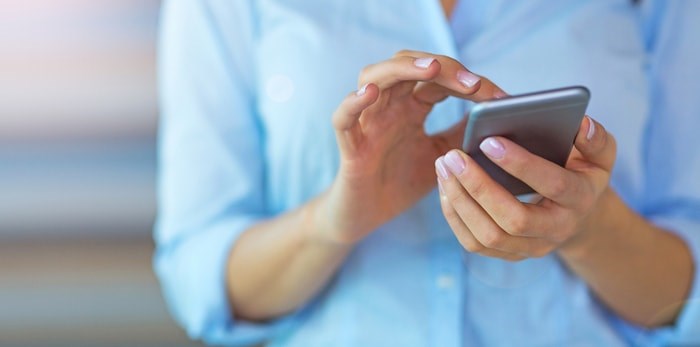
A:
[[226, 192, 353, 321], [558, 189, 694, 328]]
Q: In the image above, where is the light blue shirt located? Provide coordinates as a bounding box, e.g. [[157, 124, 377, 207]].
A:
[[154, 1, 700, 346]]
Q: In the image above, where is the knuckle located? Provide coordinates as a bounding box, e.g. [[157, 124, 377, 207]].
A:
[[481, 229, 505, 249], [393, 49, 412, 58], [503, 209, 528, 236], [548, 175, 569, 200], [437, 54, 455, 64], [358, 64, 375, 82], [396, 55, 418, 68], [441, 203, 459, 221], [447, 190, 468, 209], [466, 178, 487, 200], [463, 239, 484, 253]]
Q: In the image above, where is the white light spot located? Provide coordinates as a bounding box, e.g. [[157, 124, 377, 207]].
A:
[[265, 74, 295, 103], [436, 274, 455, 290]]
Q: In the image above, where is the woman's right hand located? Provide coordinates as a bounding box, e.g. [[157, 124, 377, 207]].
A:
[[229, 51, 505, 320], [314, 50, 507, 245]]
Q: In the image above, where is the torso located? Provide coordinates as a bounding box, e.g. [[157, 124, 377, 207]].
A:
[[244, 1, 650, 345]]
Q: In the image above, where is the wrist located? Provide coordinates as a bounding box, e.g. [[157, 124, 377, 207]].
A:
[[303, 188, 362, 250], [558, 187, 621, 262]]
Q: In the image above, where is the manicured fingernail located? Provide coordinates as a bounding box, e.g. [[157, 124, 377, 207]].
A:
[[586, 116, 596, 141], [414, 57, 435, 69], [494, 90, 508, 99], [480, 137, 505, 159], [435, 157, 450, 180], [356, 83, 368, 96], [457, 70, 481, 88], [437, 179, 445, 196], [444, 150, 466, 175]]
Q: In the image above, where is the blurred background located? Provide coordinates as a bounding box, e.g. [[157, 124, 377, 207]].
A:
[[0, 1, 201, 346]]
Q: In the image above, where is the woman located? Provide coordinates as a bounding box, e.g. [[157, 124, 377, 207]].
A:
[[154, 0, 700, 346]]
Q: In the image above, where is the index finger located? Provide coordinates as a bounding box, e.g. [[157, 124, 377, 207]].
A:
[[441, 150, 553, 239], [394, 50, 508, 104]]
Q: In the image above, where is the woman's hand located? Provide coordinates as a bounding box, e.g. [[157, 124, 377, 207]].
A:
[[435, 116, 617, 260], [314, 50, 507, 245]]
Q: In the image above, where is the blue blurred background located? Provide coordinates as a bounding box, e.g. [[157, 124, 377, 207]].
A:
[[0, 1, 200, 346]]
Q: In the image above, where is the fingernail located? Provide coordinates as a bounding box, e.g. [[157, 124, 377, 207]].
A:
[[414, 57, 435, 69], [457, 70, 481, 88], [444, 150, 466, 175], [586, 116, 596, 141], [435, 157, 450, 180], [437, 179, 445, 196], [494, 90, 508, 99], [356, 83, 368, 96], [480, 137, 506, 159]]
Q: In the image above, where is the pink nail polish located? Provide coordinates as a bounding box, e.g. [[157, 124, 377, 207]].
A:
[[494, 90, 509, 99], [457, 70, 481, 88], [479, 138, 506, 159], [414, 57, 435, 69], [356, 83, 368, 96], [435, 157, 450, 180], [444, 150, 466, 175], [586, 116, 596, 141]]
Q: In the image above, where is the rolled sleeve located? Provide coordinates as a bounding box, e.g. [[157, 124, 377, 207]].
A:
[[154, 215, 300, 346], [602, 216, 700, 346], [153, 1, 300, 345], [651, 217, 700, 345], [604, 217, 700, 346]]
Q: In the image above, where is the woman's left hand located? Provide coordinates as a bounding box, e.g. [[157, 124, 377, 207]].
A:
[[436, 116, 617, 260]]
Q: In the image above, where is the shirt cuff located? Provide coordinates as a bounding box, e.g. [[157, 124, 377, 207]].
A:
[[606, 216, 700, 346], [154, 215, 303, 346]]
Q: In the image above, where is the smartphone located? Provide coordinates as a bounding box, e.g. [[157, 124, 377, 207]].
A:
[[461, 86, 590, 196]]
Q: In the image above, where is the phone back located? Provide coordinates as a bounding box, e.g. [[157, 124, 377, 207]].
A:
[[461, 86, 590, 196]]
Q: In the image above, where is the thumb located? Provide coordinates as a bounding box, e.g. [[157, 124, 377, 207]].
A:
[[573, 116, 616, 172], [331, 83, 379, 153]]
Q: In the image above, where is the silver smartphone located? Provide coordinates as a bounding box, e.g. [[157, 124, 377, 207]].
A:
[[461, 86, 590, 196]]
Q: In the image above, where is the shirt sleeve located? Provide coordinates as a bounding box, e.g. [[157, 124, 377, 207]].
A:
[[606, 1, 700, 345], [153, 1, 299, 345]]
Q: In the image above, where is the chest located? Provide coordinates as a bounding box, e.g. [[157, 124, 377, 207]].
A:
[[250, 0, 649, 208]]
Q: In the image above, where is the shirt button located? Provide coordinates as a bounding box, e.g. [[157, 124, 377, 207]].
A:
[[436, 274, 455, 290]]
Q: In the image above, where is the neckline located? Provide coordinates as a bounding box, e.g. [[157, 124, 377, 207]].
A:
[[423, 0, 459, 57], [441, 0, 458, 21]]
